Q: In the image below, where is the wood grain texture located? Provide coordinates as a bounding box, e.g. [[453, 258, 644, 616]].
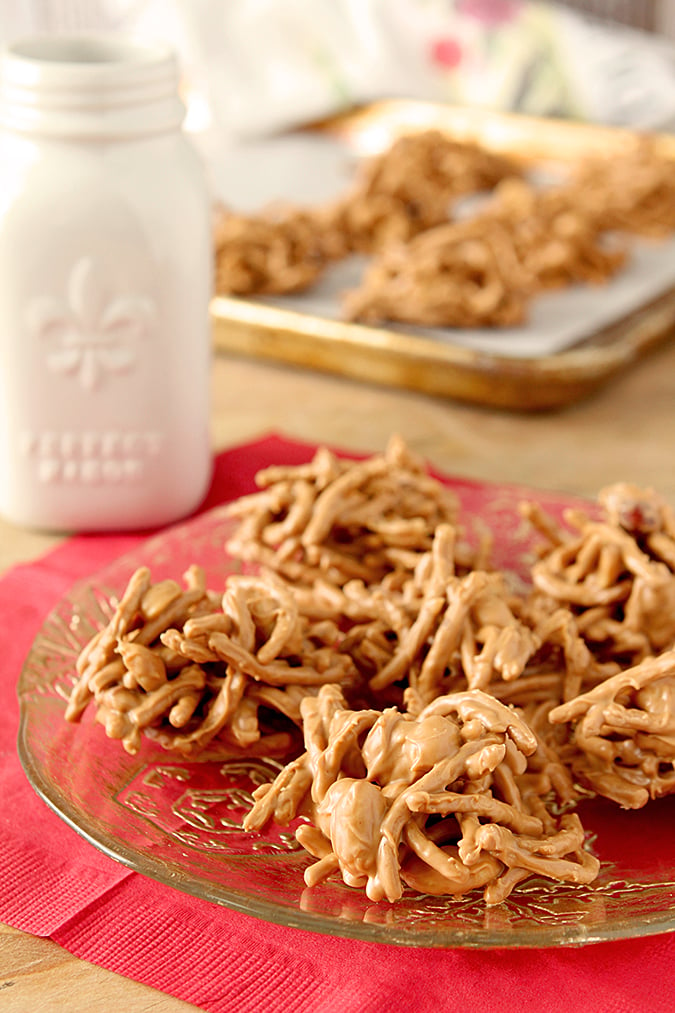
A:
[[0, 923, 196, 1012], [2, 342, 675, 1009]]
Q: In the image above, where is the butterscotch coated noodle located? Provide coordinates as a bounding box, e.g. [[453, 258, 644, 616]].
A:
[[65, 439, 675, 906]]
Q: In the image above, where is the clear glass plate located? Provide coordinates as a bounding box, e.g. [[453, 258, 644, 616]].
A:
[[17, 481, 675, 949]]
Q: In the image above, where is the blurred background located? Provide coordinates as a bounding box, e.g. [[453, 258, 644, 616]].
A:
[[2, 1, 675, 147]]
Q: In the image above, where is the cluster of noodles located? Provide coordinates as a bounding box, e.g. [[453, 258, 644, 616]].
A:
[[224, 434, 480, 587], [326, 130, 519, 255], [65, 564, 361, 760], [343, 171, 630, 327], [213, 130, 519, 303], [213, 129, 675, 328], [65, 437, 471, 758], [65, 439, 675, 905], [342, 215, 533, 327], [213, 206, 330, 297], [244, 686, 598, 906], [521, 483, 675, 809], [571, 140, 675, 238]]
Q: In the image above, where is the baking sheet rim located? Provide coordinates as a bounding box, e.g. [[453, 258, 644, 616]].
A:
[[211, 283, 675, 409]]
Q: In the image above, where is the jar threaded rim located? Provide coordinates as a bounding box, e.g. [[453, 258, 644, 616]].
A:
[[0, 35, 184, 138]]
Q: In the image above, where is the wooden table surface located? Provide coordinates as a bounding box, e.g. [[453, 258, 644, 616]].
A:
[[2, 342, 675, 1010]]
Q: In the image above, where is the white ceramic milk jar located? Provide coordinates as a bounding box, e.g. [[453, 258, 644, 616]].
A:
[[0, 35, 213, 531]]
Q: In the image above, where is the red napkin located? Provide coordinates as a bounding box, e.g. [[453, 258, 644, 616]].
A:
[[1, 433, 674, 1013]]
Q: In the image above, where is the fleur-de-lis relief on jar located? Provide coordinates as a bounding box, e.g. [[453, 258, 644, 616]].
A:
[[25, 256, 157, 392]]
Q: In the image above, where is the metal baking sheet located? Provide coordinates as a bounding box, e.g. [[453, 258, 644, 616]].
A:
[[209, 100, 675, 410]]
